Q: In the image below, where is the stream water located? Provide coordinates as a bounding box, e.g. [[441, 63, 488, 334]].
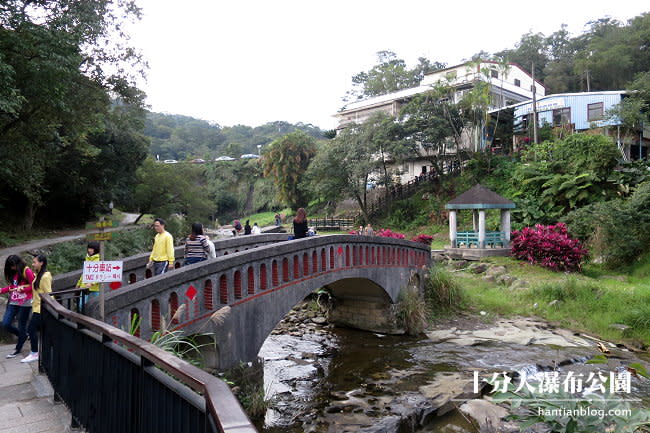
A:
[[254, 313, 650, 433]]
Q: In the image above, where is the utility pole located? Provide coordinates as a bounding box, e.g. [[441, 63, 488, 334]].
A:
[[531, 62, 538, 145]]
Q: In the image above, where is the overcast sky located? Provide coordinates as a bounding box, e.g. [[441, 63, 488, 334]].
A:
[[128, 1, 648, 130]]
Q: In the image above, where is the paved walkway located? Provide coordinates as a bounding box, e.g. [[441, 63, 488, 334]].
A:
[[0, 344, 72, 433]]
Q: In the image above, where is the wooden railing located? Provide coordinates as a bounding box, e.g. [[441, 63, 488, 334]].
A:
[[455, 231, 506, 248], [308, 217, 356, 231], [367, 158, 464, 219], [39, 294, 257, 433]]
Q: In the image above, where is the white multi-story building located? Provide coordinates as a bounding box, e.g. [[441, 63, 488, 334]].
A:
[[335, 61, 545, 182]]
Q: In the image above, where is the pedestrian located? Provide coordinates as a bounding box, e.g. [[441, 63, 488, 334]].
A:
[[204, 234, 217, 259], [244, 220, 252, 235], [183, 222, 211, 265], [233, 219, 242, 236], [293, 208, 309, 239], [76, 241, 100, 312], [365, 223, 374, 236], [1, 255, 34, 358], [251, 222, 262, 235], [21, 254, 51, 363], [147, 218, 175, 275], [274, 213, 281, 226], [358, 225, 364, 235]]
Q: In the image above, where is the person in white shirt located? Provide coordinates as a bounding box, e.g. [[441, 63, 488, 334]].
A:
[[251, 223, 262, 235]]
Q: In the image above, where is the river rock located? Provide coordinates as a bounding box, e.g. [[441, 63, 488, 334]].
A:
[[485, 265, 507, 278], [468, 263, 489, 274], [459, 399, 508, 433], [496, 274, 516, 286], [312, 316, 327, 325], [509, 279, 530, 290]]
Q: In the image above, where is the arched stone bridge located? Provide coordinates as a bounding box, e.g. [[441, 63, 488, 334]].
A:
[[66, 234, 430, 369]]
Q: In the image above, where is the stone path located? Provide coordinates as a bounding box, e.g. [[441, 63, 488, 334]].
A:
[[0, 344, 72, 433]]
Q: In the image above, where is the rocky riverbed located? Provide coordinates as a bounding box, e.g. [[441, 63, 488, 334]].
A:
[[255, 301, 650, 433]]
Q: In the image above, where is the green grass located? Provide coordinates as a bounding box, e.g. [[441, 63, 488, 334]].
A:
[[241, 208, 292, 227], [454, 256, 650, 348]]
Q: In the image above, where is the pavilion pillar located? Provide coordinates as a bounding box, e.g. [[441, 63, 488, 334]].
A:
[[501, 210, 511, 247], [449, 210, 457, 248], [472, 210, 479, 231], [478, 210, 486, 249]]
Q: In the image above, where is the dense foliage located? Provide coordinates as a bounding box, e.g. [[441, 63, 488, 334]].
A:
[[510, 223, 588, 272], [564, 181, 650, 268], [0, 0, 147, 229], [145, 114, 327, 161], [262, 131, 317, 208]]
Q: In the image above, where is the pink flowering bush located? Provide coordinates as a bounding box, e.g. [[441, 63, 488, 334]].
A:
[[411, 234, 433, 245], [348, 230, 358, 235], [510, 222, 588, 272], [376, 228, 405, 239]]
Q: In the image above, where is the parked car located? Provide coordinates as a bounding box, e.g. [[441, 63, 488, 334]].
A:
[[215, 156, 236, 161], [240, 154, 260, 159], [163, 159, 178, 164], [190, 158, 206, 164]]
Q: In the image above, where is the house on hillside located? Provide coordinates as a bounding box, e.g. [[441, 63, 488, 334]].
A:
[[510, 91, 649, 160], [335, 61, 545, 182]]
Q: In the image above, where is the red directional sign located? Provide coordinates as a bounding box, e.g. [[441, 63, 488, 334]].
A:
[[82, 261, 124, 283], [185, 285, 197, 300]]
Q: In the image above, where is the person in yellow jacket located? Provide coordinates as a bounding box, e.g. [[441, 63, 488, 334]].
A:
[[21, 254, 52, 363], [76, 241, 100, 312], [147, 218, 175, 275]]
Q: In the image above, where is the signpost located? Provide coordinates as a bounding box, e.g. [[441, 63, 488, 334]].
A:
[[85, 217, 119, 320], [82, 261, 124, 284]]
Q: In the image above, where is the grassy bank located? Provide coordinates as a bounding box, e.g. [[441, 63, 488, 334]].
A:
[[446, 256, 650, 349]]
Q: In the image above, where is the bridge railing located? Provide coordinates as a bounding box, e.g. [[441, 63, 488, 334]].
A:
[[53, 233, 290, 296], [39, 293, 257, 433], [92, 234, 432, 343]]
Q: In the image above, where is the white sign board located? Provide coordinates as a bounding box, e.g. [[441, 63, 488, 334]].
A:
[[82, 261, 123, 283], [522, 98, 566, 114]]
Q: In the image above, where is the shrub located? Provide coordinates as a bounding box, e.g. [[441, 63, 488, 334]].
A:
[[424, 265, 463, 312], [410, 234, 433, 245], [397, 289, 428, 335], [376, 228, 405, 239], [510, 222, 588, 272]]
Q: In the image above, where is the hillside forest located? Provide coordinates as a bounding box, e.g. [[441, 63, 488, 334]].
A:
[[1, 1, 649, 255]]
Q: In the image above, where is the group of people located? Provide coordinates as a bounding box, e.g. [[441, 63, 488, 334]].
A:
[[232, 219, 262, 236], [1, 254, 51, 363], [358, 223, 374, 236], [146, 218, 219, 274]]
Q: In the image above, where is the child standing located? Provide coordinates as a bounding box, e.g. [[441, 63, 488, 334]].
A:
[[21, 254, 51, 363]]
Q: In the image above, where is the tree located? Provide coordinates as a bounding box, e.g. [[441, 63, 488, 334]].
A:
[[262, 131, 317, 208], [306, 124, 376, 220], [0, 0, 146, 228], [133, 159, 212, 223], [345, 51, 445, 101]]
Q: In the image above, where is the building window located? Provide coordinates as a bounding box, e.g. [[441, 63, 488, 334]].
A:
[[514, 78, 521, 87], [490, 69, 498, 79], [552, 107, 571, 126], [588, 102, 604, 121]]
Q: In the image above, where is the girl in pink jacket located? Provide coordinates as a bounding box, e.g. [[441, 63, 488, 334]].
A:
[[1, 255, 34, 358]]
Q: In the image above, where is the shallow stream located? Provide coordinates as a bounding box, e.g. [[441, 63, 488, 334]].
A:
[[254, 314, 650, 433]]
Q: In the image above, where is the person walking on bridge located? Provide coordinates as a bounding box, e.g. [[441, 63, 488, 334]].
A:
[[183, 223, 210, 266], [148, 218, 174, 275]]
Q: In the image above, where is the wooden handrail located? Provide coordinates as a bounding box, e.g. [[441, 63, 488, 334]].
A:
[[40, 294, 257, 433]]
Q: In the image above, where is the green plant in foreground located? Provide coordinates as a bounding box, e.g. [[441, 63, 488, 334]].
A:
[[397, 289, 428, 335], [425, 265, 463, 313], [492, 379, 650, 433]]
